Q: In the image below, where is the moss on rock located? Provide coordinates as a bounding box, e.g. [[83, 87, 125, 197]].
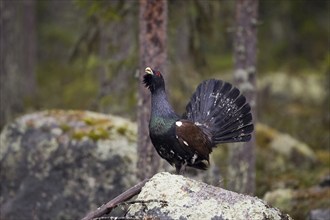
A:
[[0, 110, 137, 220]]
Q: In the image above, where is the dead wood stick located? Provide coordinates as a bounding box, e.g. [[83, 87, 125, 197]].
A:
[[81, 178, 150, 220]]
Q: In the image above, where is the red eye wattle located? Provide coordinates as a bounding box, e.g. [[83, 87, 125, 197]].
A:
[[155, 71, 161, 77]]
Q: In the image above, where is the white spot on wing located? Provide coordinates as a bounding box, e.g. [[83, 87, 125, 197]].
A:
[[176, 121, 183, 127], [183, 140, 189, 146]]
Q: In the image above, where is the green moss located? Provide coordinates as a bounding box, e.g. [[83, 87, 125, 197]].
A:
[[88, 128, 109, 141], [36, 60, 98, 110], [72, 131, 86, 140], [83, 117, 98, 126], [288, 188, 330, 220], [116, 126, 127, 135], [72, 128, 110, 141], [59, 123, 71, 133]]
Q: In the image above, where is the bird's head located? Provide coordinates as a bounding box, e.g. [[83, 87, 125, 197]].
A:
[[143, 67, 165, 93]]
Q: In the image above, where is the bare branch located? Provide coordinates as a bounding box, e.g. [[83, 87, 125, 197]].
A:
[[81, 178, 150, 220]]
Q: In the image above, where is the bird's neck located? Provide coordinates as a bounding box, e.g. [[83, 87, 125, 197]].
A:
[[151, 89, 177, 119]]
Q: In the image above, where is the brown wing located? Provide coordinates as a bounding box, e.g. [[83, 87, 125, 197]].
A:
[[175, 119, 213, 160]]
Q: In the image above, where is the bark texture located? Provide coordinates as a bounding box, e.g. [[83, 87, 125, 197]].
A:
[[1, 0, 22, 128], [23, 0, 37, 97], [137, 0, 168, 180], [0, 0, 37, 128], [228, 0, 258, 195]]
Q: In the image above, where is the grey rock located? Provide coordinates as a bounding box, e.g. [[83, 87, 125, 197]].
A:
[[263, 189, 294, 212], [256, 123, 317, 168], [263, 186, 330, 219], [309, 209, 330, 220], [258, 73, 327, 104], [0, 110, 138, 220], [127, 172, 292, 220]]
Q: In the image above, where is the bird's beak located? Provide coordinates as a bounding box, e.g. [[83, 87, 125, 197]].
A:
[[145, 67, 153, 75]]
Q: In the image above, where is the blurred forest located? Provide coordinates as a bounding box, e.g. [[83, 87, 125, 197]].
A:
[[0, 0, 329, 218], [1, 0, 328, 141]]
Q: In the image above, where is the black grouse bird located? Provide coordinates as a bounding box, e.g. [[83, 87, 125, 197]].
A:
[[143, 67, 254, 174]]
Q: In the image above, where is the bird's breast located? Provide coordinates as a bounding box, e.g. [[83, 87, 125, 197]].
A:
[[149, 117, 175, 136]]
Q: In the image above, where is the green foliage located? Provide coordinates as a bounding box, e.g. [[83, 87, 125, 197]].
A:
[[36, 60, 98, 110], [62, 71, 97, 109], [169, 0, 328, 74], [75, 0, 125, 22], [40, 24, 75, 47], [207, 54, 233, 73], [33, 0, 328, 119], [258, 0, 328, 72]]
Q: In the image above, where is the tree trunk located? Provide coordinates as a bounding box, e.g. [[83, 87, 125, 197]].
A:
[[23, 0, 37, 97], [1, 1, 22, 128], [227, 0, 258, 195], [0, 0, 37, 128], [137, 0, 167, 180]]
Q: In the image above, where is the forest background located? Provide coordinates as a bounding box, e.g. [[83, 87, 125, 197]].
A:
[[0, 0, 329, 219]]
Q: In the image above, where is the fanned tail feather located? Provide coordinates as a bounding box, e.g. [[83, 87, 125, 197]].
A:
[[184, 79, 253, 145]]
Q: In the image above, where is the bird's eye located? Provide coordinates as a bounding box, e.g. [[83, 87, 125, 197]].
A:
[[155, 71, 161, 77]]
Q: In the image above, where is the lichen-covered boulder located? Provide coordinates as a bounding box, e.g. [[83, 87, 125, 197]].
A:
[[127, 172, 292, 220], [308, 208, 330, 220], [0, 110, 137, 220], [264, 186, 330, 219], [258, 73, 327, 104], [256, 123, 317, 168]]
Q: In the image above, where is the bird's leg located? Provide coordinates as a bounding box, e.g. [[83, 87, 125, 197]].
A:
[[175, 164, 181, 174], [175, 161, 187, 175]]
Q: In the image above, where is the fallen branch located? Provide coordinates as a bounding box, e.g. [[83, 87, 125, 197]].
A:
[[81, 178, 150, 220]]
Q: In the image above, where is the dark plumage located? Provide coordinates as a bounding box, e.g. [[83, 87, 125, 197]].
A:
[[143, 67, 254, 174]]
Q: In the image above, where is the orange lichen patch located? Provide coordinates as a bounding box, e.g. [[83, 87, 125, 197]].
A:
[[25, 119, 36, 128]]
